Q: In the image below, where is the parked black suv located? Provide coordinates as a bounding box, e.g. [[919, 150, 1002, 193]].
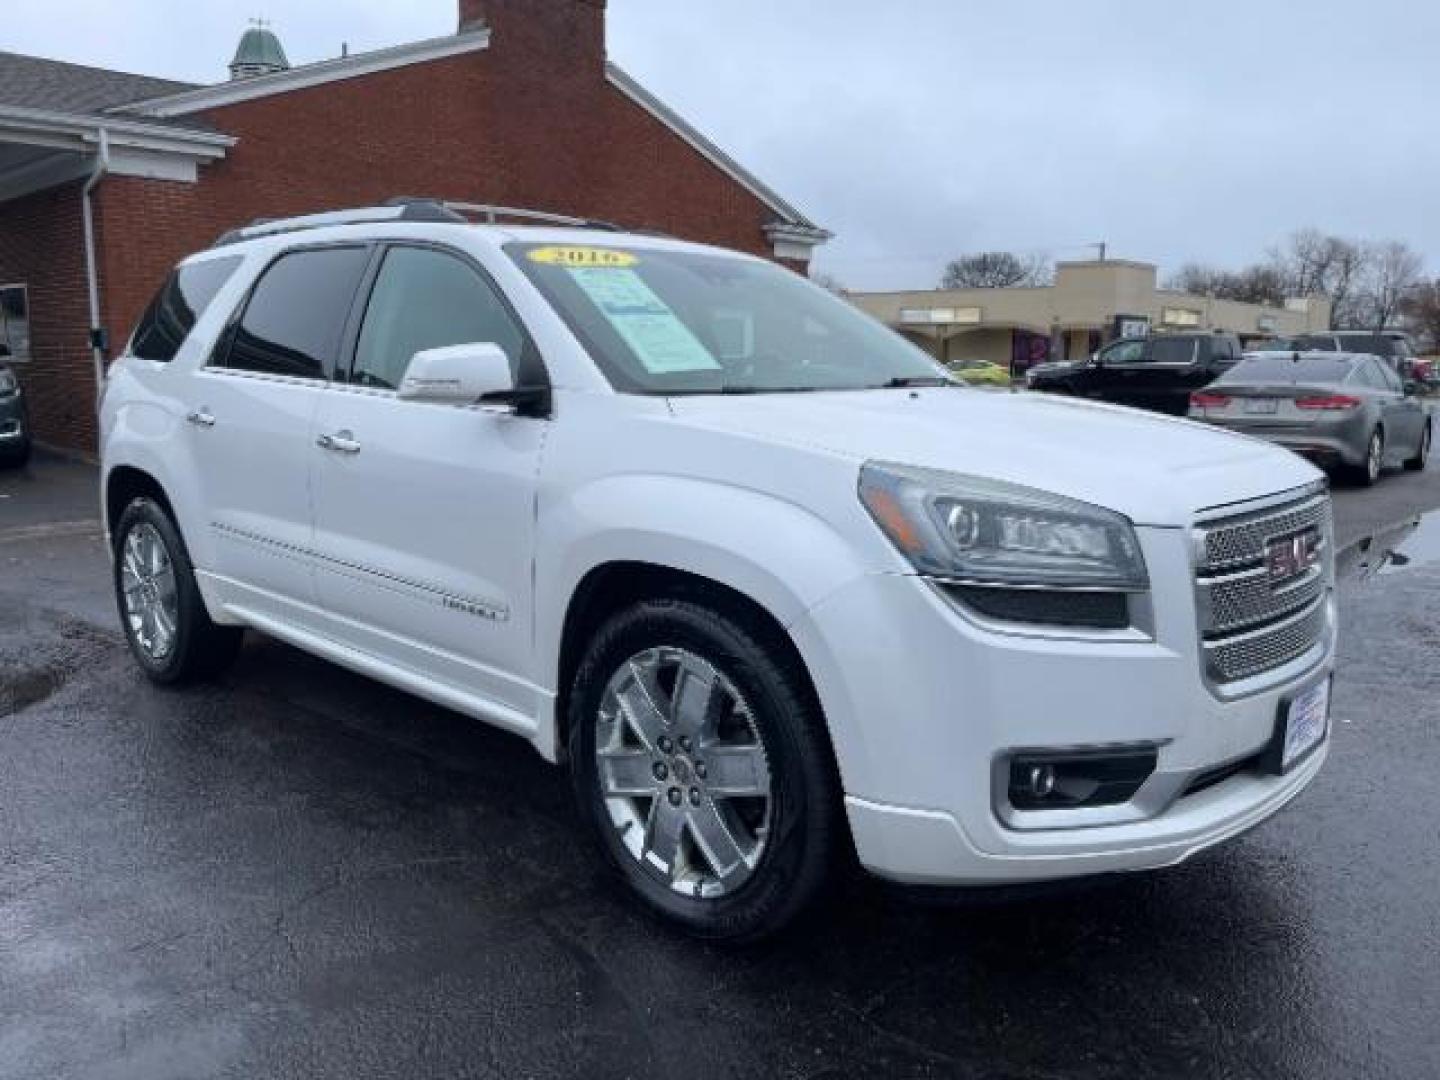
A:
[[1025, 332, 1243, 415], [0, 344, 31, 468]]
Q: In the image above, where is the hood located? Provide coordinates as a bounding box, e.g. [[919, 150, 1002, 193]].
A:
[[666, 388, 1322, 526]]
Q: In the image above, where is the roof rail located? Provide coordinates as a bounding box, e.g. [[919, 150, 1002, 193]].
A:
[[437, 200, 622, 231], [213, 197, 621, 247]]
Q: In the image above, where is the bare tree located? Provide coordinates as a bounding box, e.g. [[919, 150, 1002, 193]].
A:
[[1268, 230, 1367, 327], [1401, 279, 1440, 352], [1166, 263, 1287, 305], [941, 252, 1050, 289], [1351, 241, 1423, 330]]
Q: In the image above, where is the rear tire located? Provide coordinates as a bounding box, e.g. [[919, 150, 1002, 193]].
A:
[[1404, 421, 1431, 472], [0, 439, 30, 469], [568, 598, 840, 942], [113, 497, 243, 685], [1350, 429, 1384, 487]]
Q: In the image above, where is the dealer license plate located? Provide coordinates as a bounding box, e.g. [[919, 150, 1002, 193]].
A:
[[1245, 398, 1280, 415], [1280, 679, 1330, 771]]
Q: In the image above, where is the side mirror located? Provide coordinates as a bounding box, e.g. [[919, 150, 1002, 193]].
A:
[[398, 343, 514, 405]]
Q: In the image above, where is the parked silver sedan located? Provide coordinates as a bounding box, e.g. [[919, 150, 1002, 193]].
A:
[[1188, 351, 1431, 485]]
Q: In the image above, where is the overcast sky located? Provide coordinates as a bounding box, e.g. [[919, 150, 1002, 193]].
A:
[[6, 0, 1437, 289]]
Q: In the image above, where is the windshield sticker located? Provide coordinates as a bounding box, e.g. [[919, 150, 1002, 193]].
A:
[[567, 267, 721, 375], [528, 246, 638, 269]]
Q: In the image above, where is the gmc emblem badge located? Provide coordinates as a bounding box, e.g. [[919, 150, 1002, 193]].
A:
[[1266, 528, 1321, 583]]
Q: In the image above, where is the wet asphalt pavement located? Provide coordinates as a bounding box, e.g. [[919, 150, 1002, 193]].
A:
[[2, 452, 1439, 1079]]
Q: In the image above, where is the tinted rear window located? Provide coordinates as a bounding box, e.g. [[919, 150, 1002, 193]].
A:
[[1150, 337, 1198, 364], [1291, 335, 1338, 352], [130, 256, 243, 362], [1218, 355, 1357, 384]]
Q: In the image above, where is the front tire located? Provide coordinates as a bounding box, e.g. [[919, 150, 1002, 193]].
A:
[[113, 497, 242, 685], [1404, 421, 1431, 472], [568, 598, 840, 942]]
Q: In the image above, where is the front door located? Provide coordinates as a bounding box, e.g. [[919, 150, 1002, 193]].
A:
[[309, 243, 546, 713], [1087, 338, 1147, 405], [186, 245, 371, 613]]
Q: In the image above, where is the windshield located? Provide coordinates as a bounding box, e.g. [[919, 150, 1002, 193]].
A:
[[1218, 354, 1357, 384], [507, 242, 947, 394], [1291, 335, 1339, 352], [1333, 334, 1401, 357]]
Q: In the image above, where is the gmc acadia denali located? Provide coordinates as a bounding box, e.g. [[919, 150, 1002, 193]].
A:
[[99, 201, 1337, 939]]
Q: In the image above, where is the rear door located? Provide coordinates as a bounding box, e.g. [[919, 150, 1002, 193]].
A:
[[308, 242, 547, 713], [185, 245, 371, 613], [1371, 357, 1425, 456]]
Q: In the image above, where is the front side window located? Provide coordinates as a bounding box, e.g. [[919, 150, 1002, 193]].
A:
[[1100, 340, 1146, 364], [351, 247, 525, 390], [1375, 360, 1404, 392], [131, 256, 243, 363], [220, 247, 370, 379], [0, 284, 30, 360], [507, 243, 942, 394]]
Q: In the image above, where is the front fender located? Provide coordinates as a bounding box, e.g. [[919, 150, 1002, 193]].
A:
[[534, 473, 880, 695]]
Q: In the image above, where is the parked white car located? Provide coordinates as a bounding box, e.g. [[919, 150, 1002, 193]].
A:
[[100, 202, 1337, 939]]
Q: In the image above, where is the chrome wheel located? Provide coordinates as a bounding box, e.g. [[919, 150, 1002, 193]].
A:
[[1367, 432, 1383, 484], [595, 647, 772, 899], [120, 523, 179, 661]]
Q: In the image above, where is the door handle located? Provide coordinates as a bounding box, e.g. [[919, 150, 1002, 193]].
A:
[[186, 409, 216, 428], [317, 430, 361, 454]]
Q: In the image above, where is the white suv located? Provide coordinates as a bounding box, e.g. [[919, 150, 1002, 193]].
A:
[[100, 201, 1337, 939]]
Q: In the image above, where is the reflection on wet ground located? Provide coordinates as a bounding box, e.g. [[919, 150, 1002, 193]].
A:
[[1337, 508, 1440, 582]]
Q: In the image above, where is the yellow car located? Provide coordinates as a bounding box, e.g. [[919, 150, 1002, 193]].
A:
[[947, 358, 1011, 388]]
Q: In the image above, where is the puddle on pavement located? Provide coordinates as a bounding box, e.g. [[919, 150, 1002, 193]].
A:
[[0, 666, 64, 718], [1338, 509, 1440, 584]]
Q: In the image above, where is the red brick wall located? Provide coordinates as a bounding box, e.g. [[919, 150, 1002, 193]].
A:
[[76, 3, 808, 451], [0, 181, 99, 451]]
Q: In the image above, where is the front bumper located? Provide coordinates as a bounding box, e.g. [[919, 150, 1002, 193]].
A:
[[789, 525, 1337, 885], [1191, 414, 1369, 467]]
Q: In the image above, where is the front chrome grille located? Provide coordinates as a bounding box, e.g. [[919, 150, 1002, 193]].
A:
[[1201, 564, 1326, 637], [1204, 597, 1327, 683], [1194, 489, 1332, 686]]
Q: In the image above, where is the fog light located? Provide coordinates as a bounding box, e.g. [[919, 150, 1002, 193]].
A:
[[1007, 748, 1157, 811], [1027, 764, 1056, 799]]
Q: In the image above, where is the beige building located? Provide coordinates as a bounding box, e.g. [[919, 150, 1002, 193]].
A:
[[850, 260, 1333, 372]]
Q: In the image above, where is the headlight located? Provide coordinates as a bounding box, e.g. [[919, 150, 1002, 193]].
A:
[[0, 369, 16, 395], [858, 463, 1148, 590]]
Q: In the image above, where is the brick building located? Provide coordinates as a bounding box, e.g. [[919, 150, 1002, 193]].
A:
[[0, 0, 830, 452]]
